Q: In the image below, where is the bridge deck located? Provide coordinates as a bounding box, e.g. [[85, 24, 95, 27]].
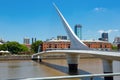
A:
[[33, 50, 120, 61]]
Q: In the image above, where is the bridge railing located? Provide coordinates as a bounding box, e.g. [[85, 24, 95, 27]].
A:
[[45, 48, 69, 51], [16, 73, 120, 80]]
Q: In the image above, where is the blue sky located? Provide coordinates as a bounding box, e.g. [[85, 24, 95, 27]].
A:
[[0, 0, 120, 43]]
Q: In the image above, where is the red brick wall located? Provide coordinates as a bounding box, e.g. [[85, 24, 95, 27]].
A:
[[42, 41, 112, 51]]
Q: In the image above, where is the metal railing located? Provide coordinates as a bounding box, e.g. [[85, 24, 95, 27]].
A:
[[16, 73, 120, 80]]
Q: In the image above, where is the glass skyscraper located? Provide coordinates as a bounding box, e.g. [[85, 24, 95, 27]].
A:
[[98, 32, 109, 41], [74, 24, 82, 40], [102, 32, 108, 41], [23, 37, 30, 44], [57, 36, 67, 40]]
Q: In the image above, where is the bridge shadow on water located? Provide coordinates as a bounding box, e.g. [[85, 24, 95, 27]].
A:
[[39, 61, 104, 80]]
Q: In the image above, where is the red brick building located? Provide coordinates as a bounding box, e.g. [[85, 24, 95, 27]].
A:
[[42, 40, 70, 51], [118, 44, 120, 51], [83, 40, 112, 51], [42, 39, 112, 51]]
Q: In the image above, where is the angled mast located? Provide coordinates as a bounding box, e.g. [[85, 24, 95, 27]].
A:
[[53, 3, 90, 50]]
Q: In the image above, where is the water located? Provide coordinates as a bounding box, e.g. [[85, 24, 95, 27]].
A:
[[0, 58, 104, 80]]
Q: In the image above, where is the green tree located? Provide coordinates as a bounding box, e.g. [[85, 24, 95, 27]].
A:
[[112, 45, 118, 51], [31, 40, 43, 53], [0, 43, 8, 51], [6, 41, 21, 54], [20, 44, 29, 52], [0, 41, 29, 54], [0, 44, 3, 50]]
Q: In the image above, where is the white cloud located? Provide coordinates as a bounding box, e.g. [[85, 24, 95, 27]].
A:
[[98, 30, 105, 33], [113, 29, 119, 32], [98, 29, 119, 33], [106, 29, 119, 33], [94, 7, 106, 12], [107, 29, 112, 33]]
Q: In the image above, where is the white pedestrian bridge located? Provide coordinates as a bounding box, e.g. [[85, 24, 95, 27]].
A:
[[32, 50, 120, 61], [32, 3, 120, 80]]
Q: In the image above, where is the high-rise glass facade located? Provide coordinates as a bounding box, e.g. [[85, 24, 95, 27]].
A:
[[102, 33, 108, 41], [74, 24, 82, 39], [113, 37, 120, 44], [57, 36, 67, 40], [23, 37, 30, 44]]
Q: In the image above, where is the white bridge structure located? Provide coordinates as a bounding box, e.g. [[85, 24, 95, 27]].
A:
[[32, 3, 120, 80]]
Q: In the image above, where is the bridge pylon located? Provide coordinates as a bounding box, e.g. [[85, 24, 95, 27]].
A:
[[66, 53, 80, 74]]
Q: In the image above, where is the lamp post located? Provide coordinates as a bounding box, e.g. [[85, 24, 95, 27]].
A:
[[37, 45, 41, 53], [37, 45, 42, 62]]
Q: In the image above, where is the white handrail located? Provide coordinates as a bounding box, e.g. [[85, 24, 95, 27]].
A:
[[19, 73, 120, 80]]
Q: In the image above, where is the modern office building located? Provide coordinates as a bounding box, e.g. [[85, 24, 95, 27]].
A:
[[99, 32, 108, 41], [23, 37, 31, 50], [32, 38, 37, 44], [74, 24, 82, 40], [102, 32, 108, 41], [23, 37, 30, 44], [113, 37, 120, 51], [113, 37, 120, 45], [57, 35, 67, 40]]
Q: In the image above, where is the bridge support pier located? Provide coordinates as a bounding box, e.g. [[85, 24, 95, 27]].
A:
[[66, 54, 80, 74], [103, 60, 113, 80], [31, 55, 38, 61], [38, 56, 42, 62], [113, 61, 120, 80], [103, 60, 120, 80]]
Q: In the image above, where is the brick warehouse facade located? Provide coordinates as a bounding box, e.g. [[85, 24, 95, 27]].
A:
[[42, 39, 112, 51], [42, 40, 70, 51], [83, 40, 112, 51]]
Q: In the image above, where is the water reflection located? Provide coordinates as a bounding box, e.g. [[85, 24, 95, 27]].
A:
[[0, 58, 104, 80], [42, 58, 104, 80], [0, 60, 68, 80]]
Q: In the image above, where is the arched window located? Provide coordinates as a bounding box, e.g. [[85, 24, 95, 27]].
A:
[[55, 44, 57, 48], [100, 44, 102, 48]]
